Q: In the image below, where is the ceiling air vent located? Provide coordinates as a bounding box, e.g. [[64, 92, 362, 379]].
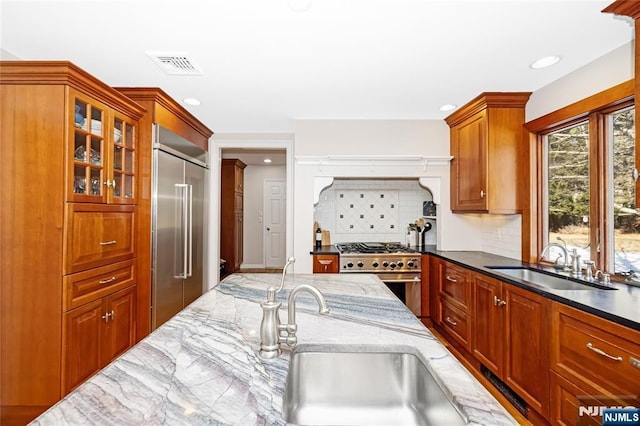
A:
[[146, 52, 204, 76]]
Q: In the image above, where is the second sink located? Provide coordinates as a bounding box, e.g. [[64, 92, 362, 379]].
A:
[[487, 267, 616, 291], [282, 344, 467, 426]]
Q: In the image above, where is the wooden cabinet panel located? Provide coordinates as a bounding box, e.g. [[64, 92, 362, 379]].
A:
[[551, 302, 640, 400], [313, 254, 340, 273], [440, 262, 470, 310], [472, 274, 504, 375], [420, 254, 430, 318], [550, 371, 610, 426], [64, 259, 135, 310], [440, 300, 470, 350], [451, 111, 487, 211], [104, 287, 136, 362], [429, 256, 441, 325], [63, 299, 104, 393], [64, 204, 135, 274], [503, 284, 550, 418], [62, 287, 135, 394]]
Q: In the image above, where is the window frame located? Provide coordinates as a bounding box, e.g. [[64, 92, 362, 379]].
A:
[[524, 80, 634, 273]]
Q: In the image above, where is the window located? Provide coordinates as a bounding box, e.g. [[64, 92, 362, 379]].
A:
[[527, 81, 636, 276], [543, 121, 591, 264], [609, 107, 638, 273]]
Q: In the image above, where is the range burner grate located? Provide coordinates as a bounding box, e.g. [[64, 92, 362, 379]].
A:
[[336, 242, 415, 254]]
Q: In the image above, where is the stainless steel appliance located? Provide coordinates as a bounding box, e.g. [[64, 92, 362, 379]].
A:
[[335, 242, 421, 316], [152, 125, 208, 329]]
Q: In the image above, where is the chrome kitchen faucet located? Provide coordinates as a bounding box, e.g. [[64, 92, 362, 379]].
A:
[[259, 257, 330, 359]]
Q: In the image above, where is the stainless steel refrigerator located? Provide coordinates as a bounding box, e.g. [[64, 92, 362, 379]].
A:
[[151, 125, 208, 329]]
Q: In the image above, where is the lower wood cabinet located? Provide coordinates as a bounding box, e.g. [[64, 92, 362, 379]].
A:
[[473, 273, 504, 375], [312, 254, 339, 273], [550, 302, 640, 425], [427, 255, 640, 424], [472, 272, 550, 419], [502, 283, 550, 418], [63, 286, 136, 393]]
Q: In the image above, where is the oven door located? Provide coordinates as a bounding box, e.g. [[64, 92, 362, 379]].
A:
[[376, 272, 421, 317]]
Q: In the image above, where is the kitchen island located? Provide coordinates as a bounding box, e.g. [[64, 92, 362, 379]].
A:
[[32, 274, 515, 425]]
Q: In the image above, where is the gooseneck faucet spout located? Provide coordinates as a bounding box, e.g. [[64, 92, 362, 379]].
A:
[[284, 284, 330, 347], [540, 242, 570, 271]]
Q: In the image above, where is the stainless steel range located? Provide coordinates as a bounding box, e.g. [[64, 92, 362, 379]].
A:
[[335, 242, 421, 272], [335, 242, 422, 316]]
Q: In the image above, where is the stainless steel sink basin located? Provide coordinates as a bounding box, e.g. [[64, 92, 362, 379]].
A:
[[487, 267, 616, 291], [282, 344, 467, 426]]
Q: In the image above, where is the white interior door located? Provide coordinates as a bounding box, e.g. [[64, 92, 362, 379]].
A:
[[264, 179, 286, 268]]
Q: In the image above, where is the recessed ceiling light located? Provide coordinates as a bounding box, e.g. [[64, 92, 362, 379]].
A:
[[183, 97, 201, 106], [439, 104, 457, 112], [264, 158, 272, 163], [287, 0, 311, 12], [530, 56, 561, 69]]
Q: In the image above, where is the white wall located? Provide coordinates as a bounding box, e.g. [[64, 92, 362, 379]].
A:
[[527, 41, 634, 121], [210, 133, 294, 287], [293, 119, 484, 273], [208, 41, 635, 279], [242, 165, 286, 268]]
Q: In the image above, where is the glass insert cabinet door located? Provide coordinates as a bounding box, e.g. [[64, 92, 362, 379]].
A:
[[111, 114, 136, 203], [69, 92, 136, 204]]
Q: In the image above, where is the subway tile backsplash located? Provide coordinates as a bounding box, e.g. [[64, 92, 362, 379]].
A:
[[314, 179, 436, 245]]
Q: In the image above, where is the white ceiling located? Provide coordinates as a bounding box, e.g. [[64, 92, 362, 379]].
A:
[[0, 0, 634, 134]]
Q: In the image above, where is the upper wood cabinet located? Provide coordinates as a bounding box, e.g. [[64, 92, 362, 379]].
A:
[[0, 61, 144, 425], [70, 89, 137, 204], [221, 159, 247, 274], [445, 92, 531, 213]]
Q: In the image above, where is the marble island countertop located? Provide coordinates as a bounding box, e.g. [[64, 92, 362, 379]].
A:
[[33, 273, 516, 425]]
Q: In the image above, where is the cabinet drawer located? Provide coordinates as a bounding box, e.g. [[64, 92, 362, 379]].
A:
[[552, 303, 640, 399], [440, 262, 470, 309], [64, 259, 135, 311], [440, 299, 470, 350], [64, 203, 135, 274], [313, 254, 339, 273]]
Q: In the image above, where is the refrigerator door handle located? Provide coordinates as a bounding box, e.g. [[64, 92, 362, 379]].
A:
[[187, 184, 193, 278], [176, 183, 189, 279]]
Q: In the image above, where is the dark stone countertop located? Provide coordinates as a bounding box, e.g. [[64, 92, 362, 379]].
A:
[[309, 245, 639, 331], [423, 249, 640, 332], [309, 245, 340, 255]]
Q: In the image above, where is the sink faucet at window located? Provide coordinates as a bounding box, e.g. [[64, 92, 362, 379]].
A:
[[539, 242, 570, 271]]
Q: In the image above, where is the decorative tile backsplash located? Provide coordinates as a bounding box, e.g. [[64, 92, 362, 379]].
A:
[[335, 190, 399, 234], [314, 179, 436, 244]]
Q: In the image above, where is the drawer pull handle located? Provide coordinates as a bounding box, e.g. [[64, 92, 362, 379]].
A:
[[631, 357, 640, 370], [446, 275, 458, 283], [445, 316, 458, 326], [99, 276, 117, 284], [586, 342, 622, 362], [101, 310, 114, 322], [100, 240, 117, 246], [493, 296, 507, 307]]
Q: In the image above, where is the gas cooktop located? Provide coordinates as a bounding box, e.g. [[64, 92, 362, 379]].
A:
[[335, 242, 416, 255]]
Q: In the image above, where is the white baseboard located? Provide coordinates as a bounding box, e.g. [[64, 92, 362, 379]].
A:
[[240, 263, 265, 269]]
